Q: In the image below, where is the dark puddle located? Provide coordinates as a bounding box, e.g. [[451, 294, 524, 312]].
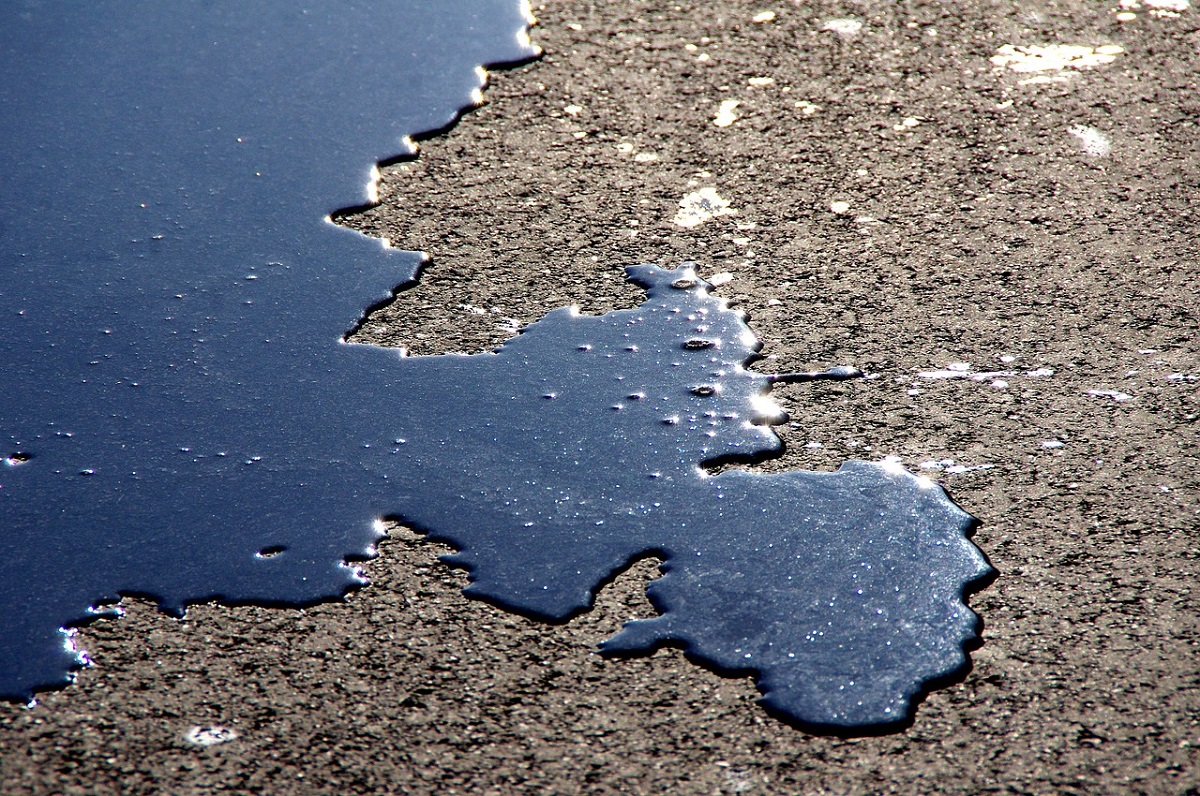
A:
[[0, 0, 536, 700], [388, 264, 992, 730], [0, 2, 991, 731]]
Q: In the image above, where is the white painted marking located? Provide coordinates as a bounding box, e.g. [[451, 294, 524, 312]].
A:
[[919, 458, 994, 474], [1087, 389, 1133, 402], [823, 18, 863, 36], [991, 44, 1125, 75], [185, 726, 238, 747], [1068, 124, 1112, 157], [672, 187, 735, 228], [1122, 0, 1190, 15], [713, 99, 741, 127]]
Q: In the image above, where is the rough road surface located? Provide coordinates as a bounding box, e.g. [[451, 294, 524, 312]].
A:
[[2, 0, 1198, 793]]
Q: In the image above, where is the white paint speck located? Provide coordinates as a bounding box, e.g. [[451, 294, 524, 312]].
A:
[[795, 100, 820, 115], [829, 200, 851, 214], [672, 187, 735, 228], [752, 10, 777, 23], [748, 76, 775, 86], [990, 44, 1125, 75], [634, 152, 658, 163], [185, 726, 238, 747], [1068, 124, 1112, 157], [916, 363, 1058, 384], [892, 116, 921, 131], [713, 99, 741, 127], [918, 364, 1012, 381], [823, 18, 863, 36], [1122, 0, 1190, 16], [1087, 389, 1133, 402], [920, 459, 994, 475], [946, 463, 994, 475], [1147, 0, 1190, 10], [1042, 439, 1065, 449]]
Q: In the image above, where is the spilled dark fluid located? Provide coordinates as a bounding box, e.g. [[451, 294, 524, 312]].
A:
[[0, 3, 992, 730], [389, 265, 991, 729], [0, 0, 536, 699]]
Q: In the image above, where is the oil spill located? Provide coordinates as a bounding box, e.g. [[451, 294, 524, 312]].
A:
[[0, 3, 991, 731], [388, 264, 993, 730], [0, 0, 536, 700]]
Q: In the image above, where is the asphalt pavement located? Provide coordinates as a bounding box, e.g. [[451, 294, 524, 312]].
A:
[[3, 1, 1198, 793]]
